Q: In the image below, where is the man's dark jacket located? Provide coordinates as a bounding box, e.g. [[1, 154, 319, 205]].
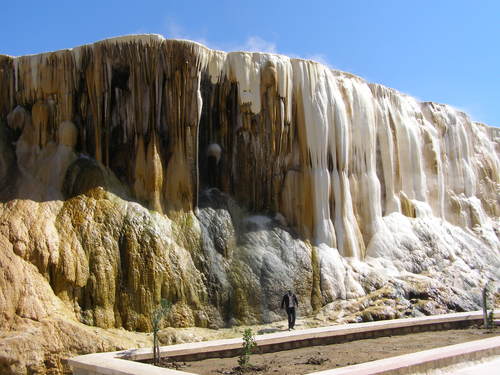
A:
[[281, 293, 298, 309]]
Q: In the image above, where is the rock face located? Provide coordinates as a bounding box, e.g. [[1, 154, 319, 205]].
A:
[[0, 35, 499, 373]]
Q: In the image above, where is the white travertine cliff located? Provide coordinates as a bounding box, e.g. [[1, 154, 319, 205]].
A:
[[0, 35, 498, 374]]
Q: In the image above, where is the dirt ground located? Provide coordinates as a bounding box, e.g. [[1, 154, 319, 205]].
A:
[[165, 327, 498, 375]]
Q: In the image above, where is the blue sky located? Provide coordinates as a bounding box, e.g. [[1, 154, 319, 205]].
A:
[[2, 0, 499, 126]]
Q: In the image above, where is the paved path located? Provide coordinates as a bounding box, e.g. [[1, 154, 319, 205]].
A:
[[446, 355, 500, 374], [68, 311, 499, 375]]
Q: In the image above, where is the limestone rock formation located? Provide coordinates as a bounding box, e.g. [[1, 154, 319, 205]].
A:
[[0, 35, 499, 374]]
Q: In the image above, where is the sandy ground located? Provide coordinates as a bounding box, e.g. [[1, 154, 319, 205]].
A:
[[165, 327, 499, 375]]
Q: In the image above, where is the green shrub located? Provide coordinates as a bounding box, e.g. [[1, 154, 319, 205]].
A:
[[238, 328, 257, 369], [151, 299, 172, 366], [482, 282, 495, 330]]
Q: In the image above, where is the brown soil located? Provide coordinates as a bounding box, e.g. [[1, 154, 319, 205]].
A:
[[163, 327, 498, 375]]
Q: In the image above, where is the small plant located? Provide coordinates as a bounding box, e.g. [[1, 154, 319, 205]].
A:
[[238, 328, 257, 369], [487, 309, 495, 329], [151, 299, 172, 366], [305, 356, 328, 365], [482, 282, 495, 330]]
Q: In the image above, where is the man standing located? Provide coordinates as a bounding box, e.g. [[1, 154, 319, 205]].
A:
[[281, 290, 298, 330]]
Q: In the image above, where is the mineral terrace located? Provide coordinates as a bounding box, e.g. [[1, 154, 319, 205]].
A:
[[0, 34, 498, 374]]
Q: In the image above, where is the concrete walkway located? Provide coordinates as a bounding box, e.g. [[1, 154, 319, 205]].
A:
[[446, 356, 500, 374], [307, 336, 500, 375], [68, 310, 499, 375]]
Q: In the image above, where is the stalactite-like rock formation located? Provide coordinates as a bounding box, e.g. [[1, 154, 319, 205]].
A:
[[0, 35, 498, 374]]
